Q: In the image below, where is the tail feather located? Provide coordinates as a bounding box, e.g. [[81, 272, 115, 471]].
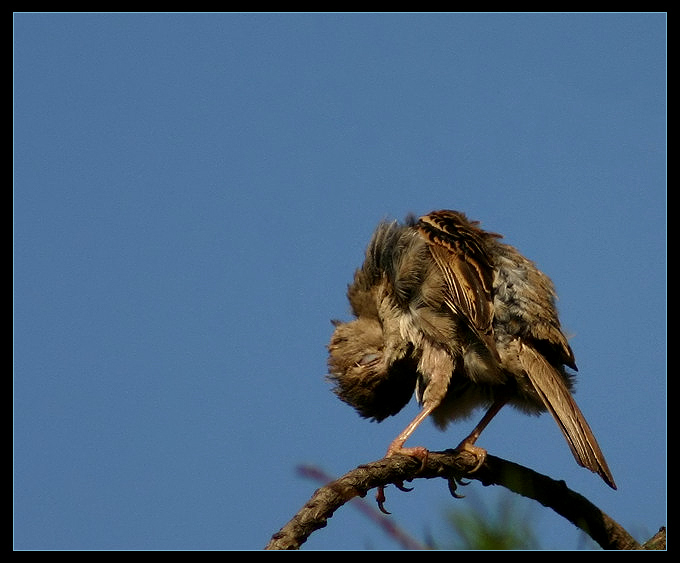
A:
[[519, 343, 617, 489]]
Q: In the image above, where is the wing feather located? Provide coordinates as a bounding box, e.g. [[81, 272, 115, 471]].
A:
[[417, 210, 500, 359]]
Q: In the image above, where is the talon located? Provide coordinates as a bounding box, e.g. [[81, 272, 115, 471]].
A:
[[447, 476, 471, 499], [447, 478, 465, 499], [376, 485, 390, 514], [375, 446, 427, 514]]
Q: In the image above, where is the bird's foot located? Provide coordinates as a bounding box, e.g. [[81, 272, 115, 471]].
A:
[[455, 440, 487, 473], [376, 444, 429, 514], [385, 444, 429, 469]]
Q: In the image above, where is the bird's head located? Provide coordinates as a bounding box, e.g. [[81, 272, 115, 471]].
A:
[[327, 317, 417, 421]]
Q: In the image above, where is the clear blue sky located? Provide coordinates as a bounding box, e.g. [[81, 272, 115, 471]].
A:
[[14, 13, 666, 550]]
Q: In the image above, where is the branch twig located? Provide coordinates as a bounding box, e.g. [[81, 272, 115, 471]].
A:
[[265, 449, 642, 550], [296, 464, 428, 550]]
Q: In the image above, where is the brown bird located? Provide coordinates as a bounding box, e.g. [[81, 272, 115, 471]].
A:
[[328, 210, 616, 504]]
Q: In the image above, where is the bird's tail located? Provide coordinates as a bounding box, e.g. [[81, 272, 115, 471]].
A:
[[518, 343, 617, 489]]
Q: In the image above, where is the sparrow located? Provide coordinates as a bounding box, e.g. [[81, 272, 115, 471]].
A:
[[327, 210, 616, 502]]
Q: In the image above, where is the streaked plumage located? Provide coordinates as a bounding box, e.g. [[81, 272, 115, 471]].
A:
[[328, 210, 615, 490]]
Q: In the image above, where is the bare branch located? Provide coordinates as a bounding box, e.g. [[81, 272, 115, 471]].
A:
[[265, 450, 643, 550], [296, 464, 428, 550]]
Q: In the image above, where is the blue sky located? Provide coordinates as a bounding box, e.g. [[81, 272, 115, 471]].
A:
[[14, 13, 665, 550]]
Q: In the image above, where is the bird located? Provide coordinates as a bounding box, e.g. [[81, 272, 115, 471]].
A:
[[327, 209, 616, 506]]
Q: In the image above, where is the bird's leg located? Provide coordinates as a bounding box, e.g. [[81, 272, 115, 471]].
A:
[[385, 403, 436, 461], [377, 404, 436, 514], [455, 398, 508, 472]]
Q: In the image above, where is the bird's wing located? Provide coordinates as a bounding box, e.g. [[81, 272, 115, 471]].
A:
[[417, 210, 500, 358]]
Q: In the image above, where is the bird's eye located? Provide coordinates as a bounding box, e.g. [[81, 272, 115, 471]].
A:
[[357, 353, 380, 366]]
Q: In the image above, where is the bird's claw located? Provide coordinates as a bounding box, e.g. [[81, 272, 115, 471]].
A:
[[376, 481, 413, 514], [376, 485, 390, 514], [375, 446, 428, 514], [456, 441, 487, 473], [447, 476, 470, 499]]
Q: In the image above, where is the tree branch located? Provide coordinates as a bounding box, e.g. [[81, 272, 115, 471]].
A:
[[295, 464, 429, 550], [265, 449, 647, 550]]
